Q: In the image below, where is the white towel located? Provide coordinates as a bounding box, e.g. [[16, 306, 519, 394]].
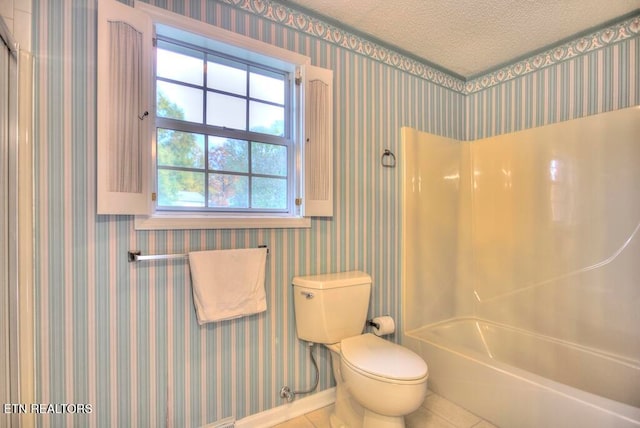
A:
[[188, 248, 267, 324]]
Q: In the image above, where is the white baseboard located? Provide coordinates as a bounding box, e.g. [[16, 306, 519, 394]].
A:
[[235, 387, 336, 428]]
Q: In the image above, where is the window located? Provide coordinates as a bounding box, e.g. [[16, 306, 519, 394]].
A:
[[155, 39, 292, 213], [97, 0, 333, 229]]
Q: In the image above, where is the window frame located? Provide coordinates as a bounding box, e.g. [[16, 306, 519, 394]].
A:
[[154, 37, 294, 214], [133, 2, 313, 230]]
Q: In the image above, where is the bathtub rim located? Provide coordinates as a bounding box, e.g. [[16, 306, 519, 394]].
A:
[[407, 316, 640, 368], [403, 316, 640, 425]]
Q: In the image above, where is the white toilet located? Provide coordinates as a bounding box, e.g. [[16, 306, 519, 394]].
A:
[[292, 271, 428, 428]]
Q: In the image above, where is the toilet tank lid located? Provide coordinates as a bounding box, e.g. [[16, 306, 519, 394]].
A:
[[292, 271, 372, 289]]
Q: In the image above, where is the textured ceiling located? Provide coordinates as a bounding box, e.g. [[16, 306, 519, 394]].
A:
[[282, 0, 640, 78]]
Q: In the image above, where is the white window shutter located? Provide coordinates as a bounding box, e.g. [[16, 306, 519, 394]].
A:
[[303, 64, 333, 217], [97, 0, 153, 215]]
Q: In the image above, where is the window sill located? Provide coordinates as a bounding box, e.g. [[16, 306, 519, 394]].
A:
[[134, 212, 312, 230]]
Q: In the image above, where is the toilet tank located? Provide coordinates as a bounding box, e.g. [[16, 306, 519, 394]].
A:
[[292, 271, 372, 344]]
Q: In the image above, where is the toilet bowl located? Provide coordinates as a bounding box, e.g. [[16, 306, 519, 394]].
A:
[[326, 334, 428, 428], [341, 334, 428, 417]]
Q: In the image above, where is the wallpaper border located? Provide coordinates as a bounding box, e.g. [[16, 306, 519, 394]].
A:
[[221, 0, 640, 95], [219, 0, 467, 92], [465, 13, 640, 94]]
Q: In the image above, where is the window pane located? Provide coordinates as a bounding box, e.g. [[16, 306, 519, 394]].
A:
[[157, 81, 203, 123], [206, 92, 246, 130], [249, 101, 284, 136], [207, 60, 246, 96], [250, 71, 284, 104], [157, 46, 203, 86], [157, 129, 205, 169], [251, 142, 287, 176], [157, 169, 205, 207], [208, 137, 248, 173], [252, 177, 287, 209], [208, 174, 248, 208]]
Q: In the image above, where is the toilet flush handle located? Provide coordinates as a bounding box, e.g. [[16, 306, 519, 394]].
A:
[[300, 291, 314, 299]]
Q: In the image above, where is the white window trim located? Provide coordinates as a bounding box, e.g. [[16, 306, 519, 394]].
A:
[[135, 212, 311, 230], [134, 2, 315, 230]]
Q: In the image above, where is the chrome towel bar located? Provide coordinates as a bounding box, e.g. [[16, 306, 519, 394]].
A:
[[128, 245, 269, 263]]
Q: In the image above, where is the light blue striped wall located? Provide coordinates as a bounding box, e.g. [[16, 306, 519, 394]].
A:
[[32, 0, 463, 427], [466, 36, 640, 140], [31, 0, 639, 426]]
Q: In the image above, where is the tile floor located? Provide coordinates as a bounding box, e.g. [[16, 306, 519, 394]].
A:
[[272, 390, 497, 428]]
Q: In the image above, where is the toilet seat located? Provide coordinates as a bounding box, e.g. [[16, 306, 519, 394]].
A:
[[340, 333, 428, 383]]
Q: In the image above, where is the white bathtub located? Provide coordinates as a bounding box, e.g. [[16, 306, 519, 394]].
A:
[[403, 317, 640, 428]]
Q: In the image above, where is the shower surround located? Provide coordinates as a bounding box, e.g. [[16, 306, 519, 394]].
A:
[[402, 107, 640, 427]]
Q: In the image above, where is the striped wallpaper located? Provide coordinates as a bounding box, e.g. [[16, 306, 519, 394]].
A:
[[32, 0, 463, 427], [30, 0, 638, 427]]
